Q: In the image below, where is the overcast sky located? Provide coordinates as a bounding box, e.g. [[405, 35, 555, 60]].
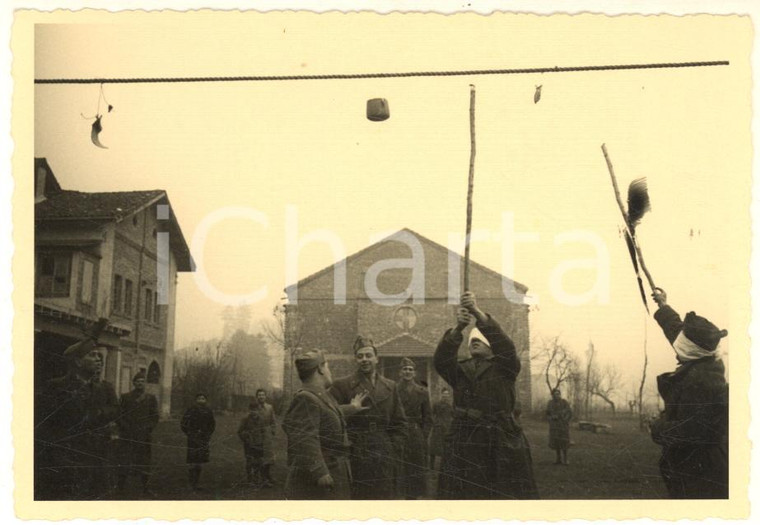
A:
[[33, 12, 752, 398]]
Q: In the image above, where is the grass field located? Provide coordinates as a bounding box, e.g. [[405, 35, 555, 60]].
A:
[[117, 412, 668, 500]]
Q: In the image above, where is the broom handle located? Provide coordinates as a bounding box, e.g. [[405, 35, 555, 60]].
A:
[[601, 144, 658, 292], [464, 85, 476, 292]]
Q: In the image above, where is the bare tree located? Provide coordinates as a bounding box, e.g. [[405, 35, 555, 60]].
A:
[[261, 301, 305, 394], [584, 341, 595, 419], [172, 341, 234, 411], [226, 329, 272, 397], [539, 336, 577, 394], [637, 318, 649, 430], [588, 363, 621, 415], [566, 362, 585, 418]]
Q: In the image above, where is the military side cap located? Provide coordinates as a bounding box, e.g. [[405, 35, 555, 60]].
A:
[[83, 317, 110, 340], [353, 335, 376, 354], [400, 356, 416, 369], [295, 350, 326, 374], [133, 370, 147, 382], [683, 312, 728, 352], [63, 338, 99, 360]]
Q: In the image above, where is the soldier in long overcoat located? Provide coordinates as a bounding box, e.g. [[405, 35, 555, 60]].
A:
[[329, 336, 408, 500], [429, 387, 454, 470], [545, 388, 572, 465], [252, 388, 277, 486], [117, 371, 159, 495], [180, 393, 216, 491], [238, 402, 267, 486], [397, 357, 432, 499], [283, 350, 361, 500], [434, 292, 539, 500], [649, 288, 729, 499], [36, 319, 120, 500]]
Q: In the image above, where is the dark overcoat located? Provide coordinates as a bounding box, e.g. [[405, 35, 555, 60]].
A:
[[434, 315, 539, 500], [117, 390, 159, 473], [429, 400, 454, 457], [651, 305, 729, 499], [36, 374, 119, 500], [238, 412, 266, 457], [180, 405, 216, 464], [545, 399, 572, 450], [398, 380, 432, 498], [329, 371, 408, 499], [282, 386, 352, 500], [254, 403, 276, 465]]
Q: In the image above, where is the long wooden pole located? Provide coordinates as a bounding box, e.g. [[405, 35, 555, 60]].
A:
[[463, 85, 476, 292], [601, 144, 657, 292]]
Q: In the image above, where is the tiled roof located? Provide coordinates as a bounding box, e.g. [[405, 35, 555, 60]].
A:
[[286, 227, 529, 294], [35, 189, 165, 220]]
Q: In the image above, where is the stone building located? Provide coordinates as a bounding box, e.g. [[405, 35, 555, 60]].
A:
[[282, 229, 532, 409], [34, 158, 193, 417]]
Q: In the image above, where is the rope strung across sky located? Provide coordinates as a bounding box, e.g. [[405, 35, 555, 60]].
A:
[[35, 60, 729, 84]]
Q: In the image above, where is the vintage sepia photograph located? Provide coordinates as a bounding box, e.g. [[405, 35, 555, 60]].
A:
[[9, 4, 755, 521]]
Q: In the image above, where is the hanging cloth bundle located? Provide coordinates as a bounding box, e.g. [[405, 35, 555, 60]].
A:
[[81, 83, 114, 148], [366, 98, 390, 121]]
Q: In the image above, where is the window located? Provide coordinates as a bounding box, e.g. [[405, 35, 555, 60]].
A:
[[80, 260, 94, 305], [152, 290, 160, 324], [124, 279, 133, 317], [36, 253, 72, 297], [144, 288, 153, 321], [112, 275, 123, 313]]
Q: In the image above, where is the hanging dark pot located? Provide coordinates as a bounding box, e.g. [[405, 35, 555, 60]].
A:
[[366, 98, 390, 121]]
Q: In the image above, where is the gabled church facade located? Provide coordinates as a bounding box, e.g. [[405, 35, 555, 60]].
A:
[[283, 229, 532, 410]]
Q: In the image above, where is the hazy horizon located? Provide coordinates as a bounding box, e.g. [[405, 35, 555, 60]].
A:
[[33, 12, 751, 403]]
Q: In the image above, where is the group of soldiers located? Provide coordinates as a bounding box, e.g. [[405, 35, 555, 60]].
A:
[[281, 289, 729, 500], [281, 291, 539, 500], [35, 319, 160, 500], [35, 286, 729, 501]]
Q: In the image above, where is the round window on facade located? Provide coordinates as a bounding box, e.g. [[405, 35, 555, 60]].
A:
[[393, 306, 417, 331]]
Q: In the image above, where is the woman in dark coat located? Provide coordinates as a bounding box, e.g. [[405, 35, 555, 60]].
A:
[[545, 388, 572, 465], [650, 288, 728, 499], [180, 393, 216, 491], [434, 292, 539, 500], [428, 387, 454, 470]]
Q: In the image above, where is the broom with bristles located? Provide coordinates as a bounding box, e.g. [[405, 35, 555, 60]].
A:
[[601, 144, 657, 312]]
